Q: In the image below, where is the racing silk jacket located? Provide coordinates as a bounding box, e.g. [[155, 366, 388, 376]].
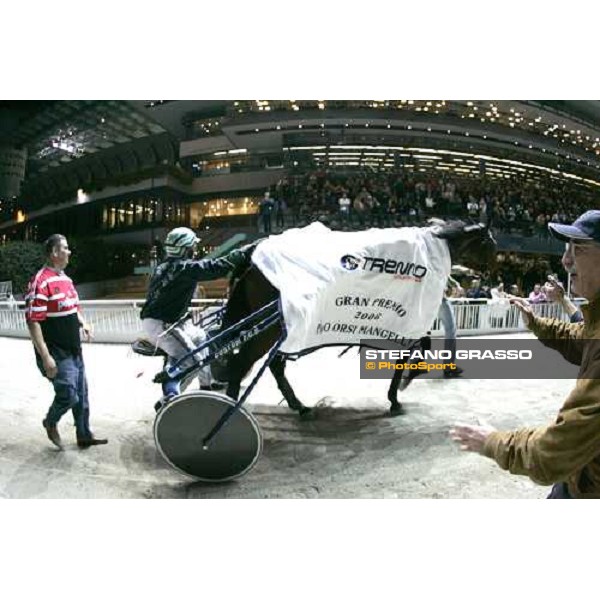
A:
[[140, 247, 252, 324], [482, 296, 600, 497]]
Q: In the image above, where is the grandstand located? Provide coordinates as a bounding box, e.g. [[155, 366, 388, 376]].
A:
[[1, 100, 599, 298]]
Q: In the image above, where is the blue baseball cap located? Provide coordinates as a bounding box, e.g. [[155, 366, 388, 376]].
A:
[[548, 210, 600, 242]]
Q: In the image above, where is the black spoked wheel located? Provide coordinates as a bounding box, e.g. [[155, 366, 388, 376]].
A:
[[153, 391, 262, 482]]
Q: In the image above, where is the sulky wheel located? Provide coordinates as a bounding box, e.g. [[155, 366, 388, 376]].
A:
[[153, 390, 262, 482]]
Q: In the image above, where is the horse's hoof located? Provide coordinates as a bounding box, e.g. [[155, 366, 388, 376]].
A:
[[389, 404, 405, 416], [299, 407, 315, 421]]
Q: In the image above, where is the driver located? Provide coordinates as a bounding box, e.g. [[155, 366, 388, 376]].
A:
[[140, 227, 256, 407]]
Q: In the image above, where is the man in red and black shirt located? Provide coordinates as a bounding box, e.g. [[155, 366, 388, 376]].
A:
[[25, 234, 107, 450]]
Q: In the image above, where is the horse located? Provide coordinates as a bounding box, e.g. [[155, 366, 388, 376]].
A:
[[220, 220, 497, 417]]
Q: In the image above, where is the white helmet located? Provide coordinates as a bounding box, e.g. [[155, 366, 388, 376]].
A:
[[164, 227, 199, 258]]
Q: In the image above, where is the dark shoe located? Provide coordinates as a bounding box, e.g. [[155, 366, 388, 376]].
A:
[[77, 436, 108, 449], [154, 394, 176, 413], [444, 366, 464, 378], [42, 419, 63, 449]]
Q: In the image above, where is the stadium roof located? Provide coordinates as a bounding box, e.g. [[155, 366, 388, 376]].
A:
[[3, 100, 600, 203]]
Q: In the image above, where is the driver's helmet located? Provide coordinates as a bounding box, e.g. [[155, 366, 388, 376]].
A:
[[164, 227, 199, 258]]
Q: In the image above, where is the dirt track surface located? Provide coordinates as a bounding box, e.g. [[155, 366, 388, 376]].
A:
[[0, 336, 572, 498]]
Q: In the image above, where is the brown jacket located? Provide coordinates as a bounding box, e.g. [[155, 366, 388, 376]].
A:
[[483, 297, 600, 498]]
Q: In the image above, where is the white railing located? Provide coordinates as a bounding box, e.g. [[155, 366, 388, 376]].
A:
[[0, 298, 580, 344], [0, 299, 224, 343], [429, 299, 574, 336], [0, 281, 13, 301]]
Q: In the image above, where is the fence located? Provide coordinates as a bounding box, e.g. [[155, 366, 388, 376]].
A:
[[0, 298, 577, 344], [0, 281, 13, 301]]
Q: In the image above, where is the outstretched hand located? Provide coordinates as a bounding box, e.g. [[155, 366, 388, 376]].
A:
[[449, 422, 497, 454], [509, 296, 534, 327], [543, 279, 566, 303]]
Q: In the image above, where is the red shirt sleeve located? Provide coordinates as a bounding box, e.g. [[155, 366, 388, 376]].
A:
[[25, 274, 48, 323]]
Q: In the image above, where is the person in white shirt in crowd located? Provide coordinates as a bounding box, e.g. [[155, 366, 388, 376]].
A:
[[338, 192, 351, 228], [490, 281, 510, 328]]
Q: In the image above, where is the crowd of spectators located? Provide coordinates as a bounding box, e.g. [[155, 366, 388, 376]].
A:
[[448, 278, 553, 302], [442, 274, 573, 330], [267, 169, 597, 237], [254, 169, 575, 303]]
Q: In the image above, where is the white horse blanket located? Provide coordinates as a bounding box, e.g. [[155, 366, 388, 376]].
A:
[[251, 222, 451, 354]]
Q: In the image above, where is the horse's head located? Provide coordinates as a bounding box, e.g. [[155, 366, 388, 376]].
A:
[[429, 218, 497, 272]]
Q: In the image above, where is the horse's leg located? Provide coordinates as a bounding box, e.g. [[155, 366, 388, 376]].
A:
[[399, 337, 432, 392], [387, 367, 404, 416], [222, 265, 282, 403], [269, 355, 312, 418], [224, 354, 245, 401], [223, 337, 266, 401], [224, 329, 279, 403], [386, 336, 433, 414]]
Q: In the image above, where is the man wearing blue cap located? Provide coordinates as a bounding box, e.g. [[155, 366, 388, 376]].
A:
[[450, 210, 600, 498]]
